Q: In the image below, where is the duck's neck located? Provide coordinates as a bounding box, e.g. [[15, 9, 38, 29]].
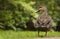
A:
[[41, 10, 48, 16]]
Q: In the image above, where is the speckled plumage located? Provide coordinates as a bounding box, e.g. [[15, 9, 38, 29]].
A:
[[34, 6, 52, 36]]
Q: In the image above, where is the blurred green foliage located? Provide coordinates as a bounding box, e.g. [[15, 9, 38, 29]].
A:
[[0, 0, 60, 30]]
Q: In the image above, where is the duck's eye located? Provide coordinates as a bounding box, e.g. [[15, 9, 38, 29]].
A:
[[39, 7, 42, 8]]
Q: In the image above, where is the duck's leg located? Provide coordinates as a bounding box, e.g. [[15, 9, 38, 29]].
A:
[[38, 30, 40, 37], [45, 31, 47, 36]]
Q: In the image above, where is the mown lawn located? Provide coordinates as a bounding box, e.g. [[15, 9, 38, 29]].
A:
[[0, 30, 60, 39]]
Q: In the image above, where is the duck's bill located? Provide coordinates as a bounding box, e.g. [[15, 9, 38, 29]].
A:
[[35, 10, 40, 13]]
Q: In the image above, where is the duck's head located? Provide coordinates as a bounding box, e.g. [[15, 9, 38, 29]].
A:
[[35, 6, 47, 13]]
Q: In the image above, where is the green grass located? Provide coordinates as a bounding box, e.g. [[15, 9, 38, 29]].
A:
[[0, 30, 60, 39]]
